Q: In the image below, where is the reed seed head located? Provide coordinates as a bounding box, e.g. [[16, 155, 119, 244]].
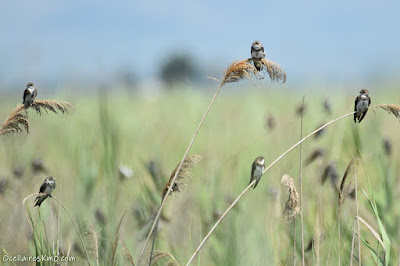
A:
[[260, 58, 287, 83], [221, 59, 258, 85], [31, 100, 77, 115], [0, 105, 29, 135], [376, 104, 400, 120], [162, 155, 202, 199], [281, 174, 300, 220]]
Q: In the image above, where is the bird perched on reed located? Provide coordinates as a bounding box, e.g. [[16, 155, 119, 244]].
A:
[[251, 40, 266, 71], [23, 82, 37, 107], [354, 89, 371, 123], [249, 156, 265, 189], [34, 176, 56, 207]]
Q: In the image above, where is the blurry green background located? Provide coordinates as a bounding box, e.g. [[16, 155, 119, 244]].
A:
[[0, 85, 399, 264]]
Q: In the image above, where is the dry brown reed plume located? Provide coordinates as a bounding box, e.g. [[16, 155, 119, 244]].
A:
[[221, 59, 258, 85], [111, 212, 126, 266], [31, 100, 77, 115], [281, 174, 300, 220], [238, 58, 287, 83], [0, 105, 28, 135], [147, 155, 201, 265], [162, 155, 202, 199], [376, 104, 400, 120], [223, 58, 287, 85], [260, 58, 287, 83], [0, 100, 76, 135]]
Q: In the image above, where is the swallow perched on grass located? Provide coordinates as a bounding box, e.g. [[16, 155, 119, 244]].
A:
[[249, 156, 265, 189], [354, 89, 371, 123], [23, 82, 37, 107], [251, 40, 266, 71], [34, 176, 56, 207]]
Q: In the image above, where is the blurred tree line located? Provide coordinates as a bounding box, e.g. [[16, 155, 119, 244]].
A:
[[159, 53, 198, 88]]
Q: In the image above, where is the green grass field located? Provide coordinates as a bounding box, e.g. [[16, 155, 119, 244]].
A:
[[0, 85, 399, 265]]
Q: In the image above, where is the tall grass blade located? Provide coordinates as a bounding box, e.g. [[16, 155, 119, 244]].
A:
[[361, 189, 391, 266]]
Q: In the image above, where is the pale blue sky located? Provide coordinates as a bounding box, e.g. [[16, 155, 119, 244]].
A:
[[1, 1, 400, 89]]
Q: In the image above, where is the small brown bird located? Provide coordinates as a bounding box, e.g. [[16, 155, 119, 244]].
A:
[[34, 176, 56, 207], [251, 41, 266, 71], [23, 82, 38, 107], [354, 89, 371, 123], [249, 156, 265, 189]]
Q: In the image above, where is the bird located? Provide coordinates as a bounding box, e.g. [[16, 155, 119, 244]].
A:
[[251, 40, 266, 71], [22, 82, 38, 107], [354, 89, 371, 123], [249, 156, 265, 189], [34, 176, 56, 207]]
